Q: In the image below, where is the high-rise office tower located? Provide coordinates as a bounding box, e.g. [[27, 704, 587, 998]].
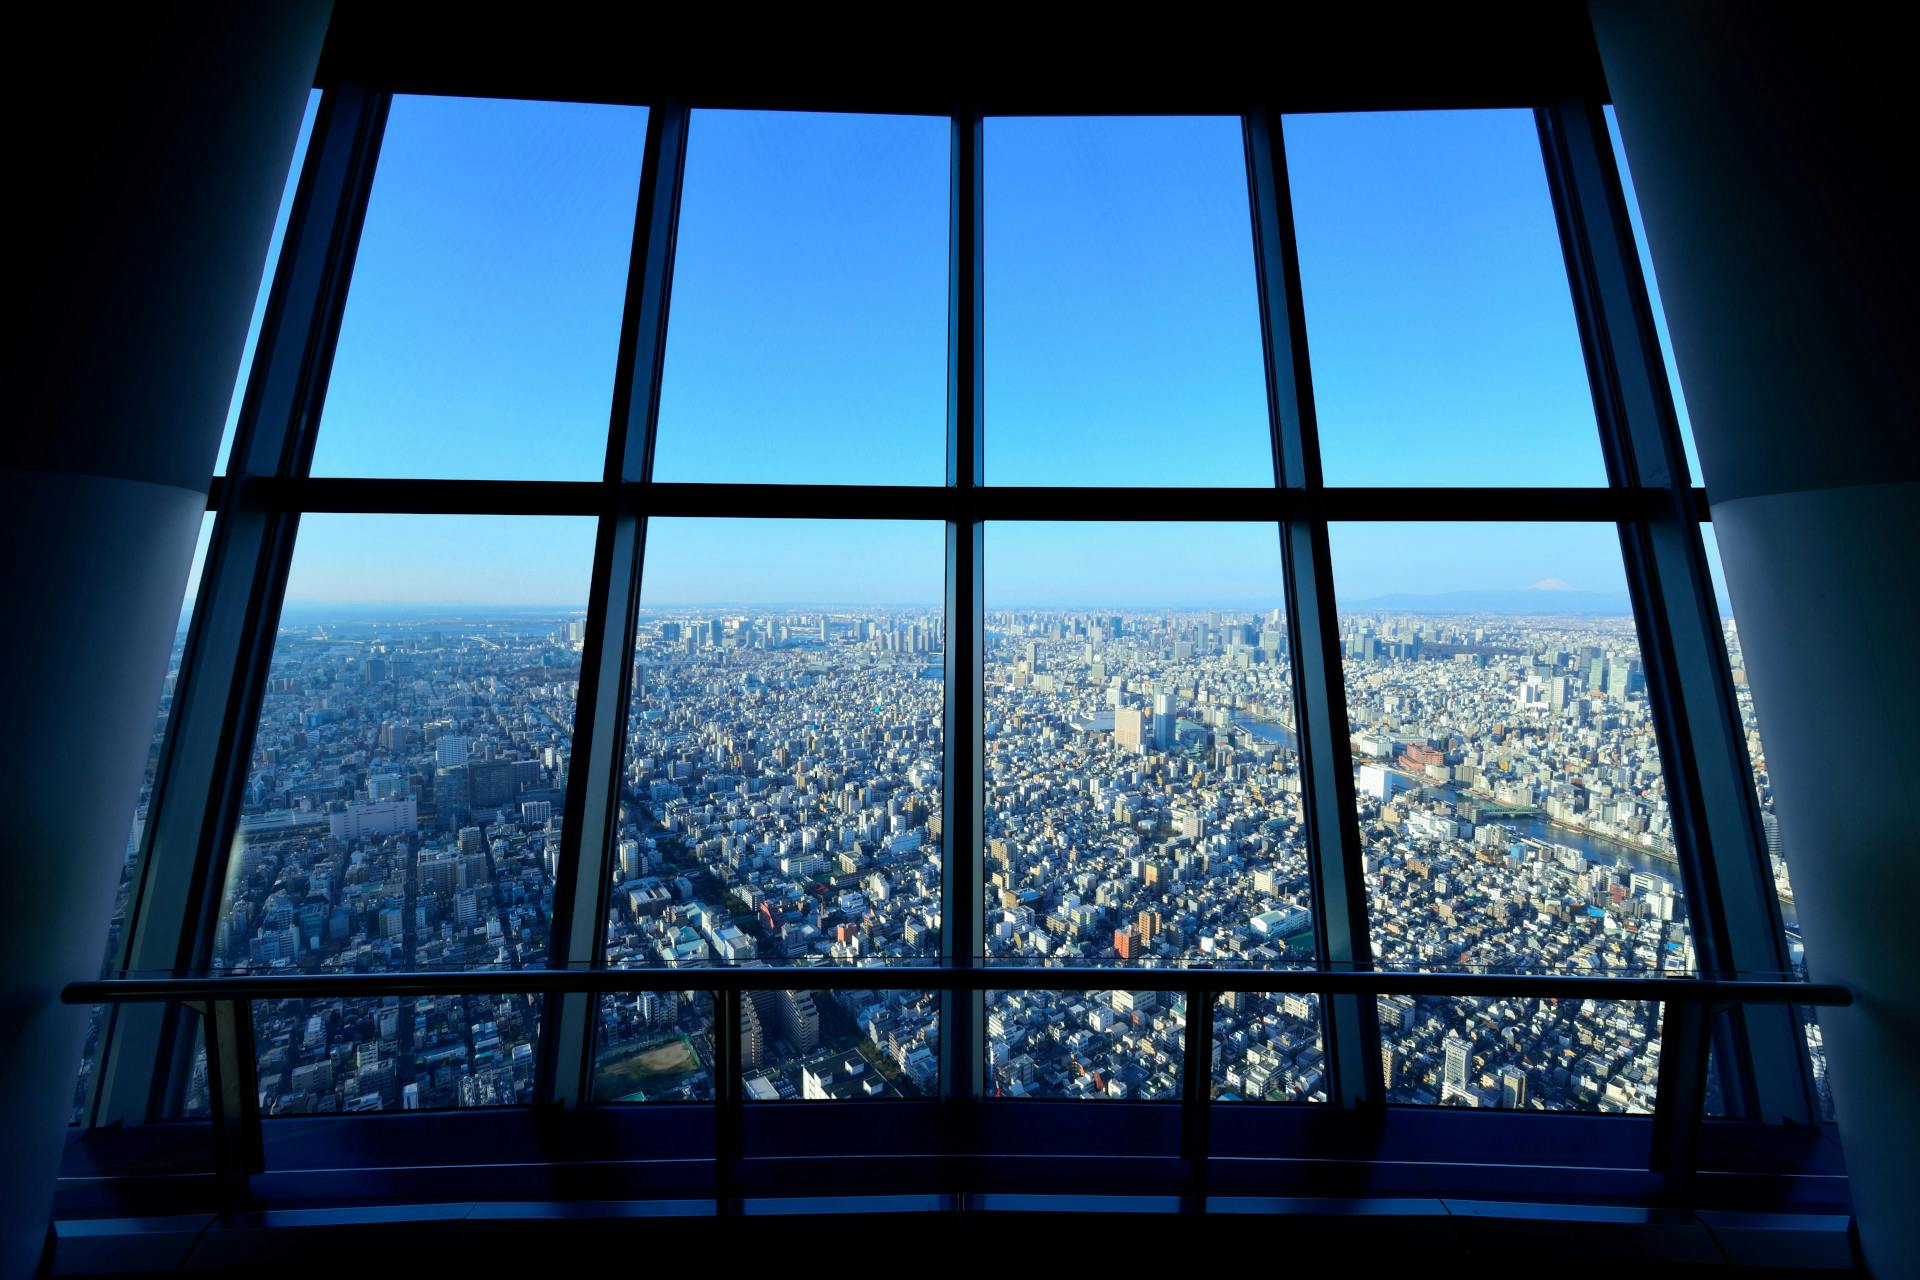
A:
[[1151, 690, 1175, 750], [1443, 1033, 1471, 1097]]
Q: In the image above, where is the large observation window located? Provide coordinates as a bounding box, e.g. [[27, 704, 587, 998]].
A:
[[79, 84, 1831, 1179]]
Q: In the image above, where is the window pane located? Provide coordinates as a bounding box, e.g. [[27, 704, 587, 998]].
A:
[[208, 514, 594, 1113], [72, 514, 215, 1125], [985, 522, 1309, 1101], [985, 117, 1274, 486], [988, 989, 1184, 1100], [593, 990, 716, 1102], [1378, 994, 1663, 1114], [1702, 524, 1832, 1120], [217, 90, 322, 473], [1605, 105, 1705, 484], [604, 517, 945, 967], [1286, 110, 1605, 486], [309, 96, 647, 480], [985, 523, 1308, 965], [651, 111, 948, 486], [1213, 991, 1326, 1102], [592, 518, 944, 1101], [741, 988, 937, 1101], [1329, 522, 1688, 1112]]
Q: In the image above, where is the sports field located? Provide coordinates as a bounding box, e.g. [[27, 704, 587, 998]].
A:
[[592, 1033, 703, 1102]]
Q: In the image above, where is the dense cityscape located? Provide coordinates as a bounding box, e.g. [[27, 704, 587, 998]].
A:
[[71, 592, 1818, 1122]]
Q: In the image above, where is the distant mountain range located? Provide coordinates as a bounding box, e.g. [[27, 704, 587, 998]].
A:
[[1337, 588, 1635, 615]]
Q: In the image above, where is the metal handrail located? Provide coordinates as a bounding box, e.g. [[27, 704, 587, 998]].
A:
[[65, 966, 1851, 1006]]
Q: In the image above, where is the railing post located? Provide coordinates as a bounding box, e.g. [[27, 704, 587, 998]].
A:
[[713, 987, 742, 1214], [1650, 998, 1714, 1202], [1180, 983, 1216, 1210], [202, 999, 263, 1210]]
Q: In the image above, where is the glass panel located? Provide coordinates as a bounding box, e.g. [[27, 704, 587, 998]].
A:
[[1605, 105, 1705, 483], [985, 117, 1273, 486], [210, 514, 594, 1111], [988, 989, 1184, 1100], [1285, 110, 1606, 486], [1213, 991, 1326, 1102], [985, 523, 1307, 966], [740, 988, 937, 1101], [1702, 524, 1832, 1120], [651, 111, 947, 486], [1378, 994, 1663, 1113], [309, 96, 648, 480], [217, 89, 323, 472], [592, 990, 716, 1102], [603, 517, 944, 966], [984, 521, 1304, 1100], [72, 514, 216, 1125], [1329, 522, 1687, 1112]]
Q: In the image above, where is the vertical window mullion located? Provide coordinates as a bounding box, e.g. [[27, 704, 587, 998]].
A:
[[95, 86, 391, 1127], [940, 110, 986, 1109], [1242, 109, 1380, 1109], [1534, 100, 1812, 1127], [540, 102, 690, 1108]]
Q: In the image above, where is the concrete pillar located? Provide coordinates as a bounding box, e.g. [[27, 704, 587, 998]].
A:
[[3, 5, 330, 1274], [1589, 3, 1920, 1273]]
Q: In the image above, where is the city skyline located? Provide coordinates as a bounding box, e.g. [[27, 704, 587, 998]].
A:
[[260, 517, 1699, 612]]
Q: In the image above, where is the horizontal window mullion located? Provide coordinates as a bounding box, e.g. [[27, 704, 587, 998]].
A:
[[214, 479, 1698, 524], [239, 476, 611, 515]]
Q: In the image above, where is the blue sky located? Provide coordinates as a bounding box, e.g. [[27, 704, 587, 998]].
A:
[[224, 97, 1699, 610]]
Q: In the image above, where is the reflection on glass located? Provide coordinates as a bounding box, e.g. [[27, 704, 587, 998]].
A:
[[1702, 525, 1832, 1120], [1329, 522, 1688, 1113], [593, 990, 716, 1102], [1379, 994, 1663, 1114], [1213, 991, 1326, 1102], [309, 96, 647, 480], [652, 111, 947, 486], [199, 515, 594, 1114], [217, 90, 322, 472], [740, 988, 937, 1101], [72, 515, 216, 1125], [1286, 109, 1604, 486], [985, 117, 1273, 487], [988, 990, 1184, 1100], [600, 518, 944, 978]]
